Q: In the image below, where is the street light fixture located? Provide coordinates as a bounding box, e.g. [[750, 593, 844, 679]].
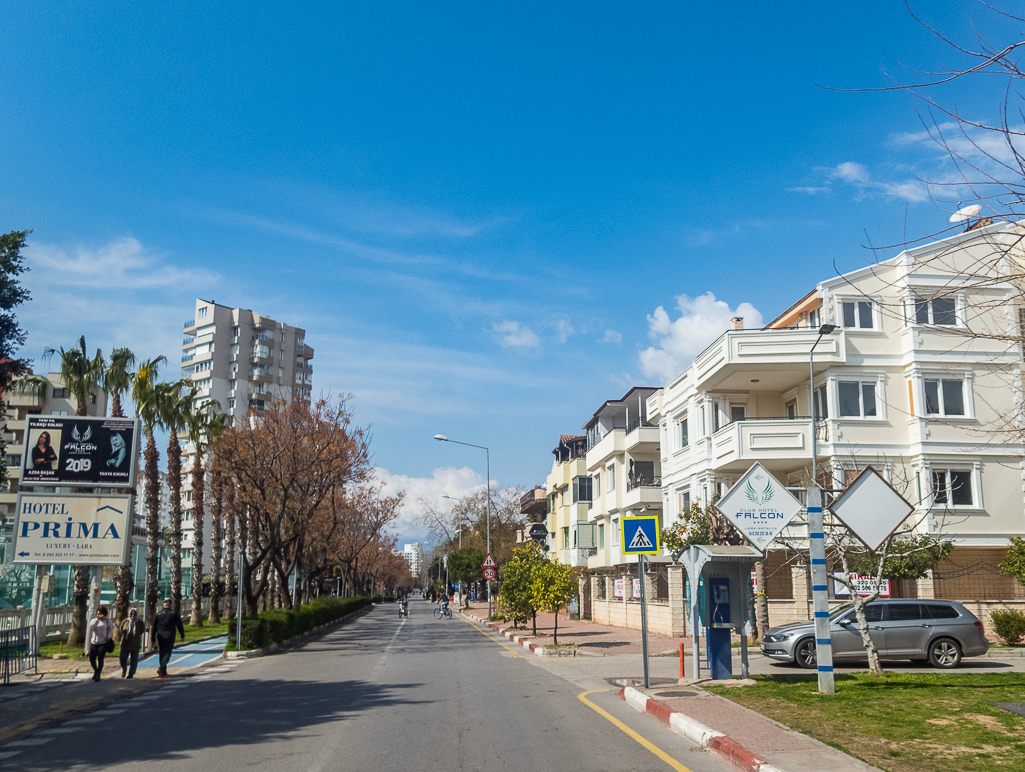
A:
[[435, 433, 492, 618], [808, 321, 837, 695]]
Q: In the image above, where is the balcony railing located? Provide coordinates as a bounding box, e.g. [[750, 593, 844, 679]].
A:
[[181, 354, 195, 362], [183, 320, 195, 329], [586, 426, 625, 451], [625, 418, 656, 434], [626, 476, 662, 491]]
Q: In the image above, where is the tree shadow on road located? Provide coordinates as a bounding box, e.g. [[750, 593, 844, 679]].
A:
[[13, 677, 427, 771]]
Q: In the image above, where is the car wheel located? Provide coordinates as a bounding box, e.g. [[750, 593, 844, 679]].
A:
[[794, 637, 817, 669], [928, 638, 962, 669]]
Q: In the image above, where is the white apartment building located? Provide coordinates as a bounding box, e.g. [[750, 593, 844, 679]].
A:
[[647, 221, 1025, 623], [180, 298, 315, 573], [402, 543, 424, 578], [583, 387, 664, 571], [544, 435, 593, 567]]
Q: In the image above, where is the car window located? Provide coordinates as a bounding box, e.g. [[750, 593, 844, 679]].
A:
[[841, 604, 882, 623], [924, 604, 960, 620], [886, 603, 922, 621]]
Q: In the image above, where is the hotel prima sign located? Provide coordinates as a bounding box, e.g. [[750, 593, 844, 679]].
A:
[[12, 493, 133, 565]]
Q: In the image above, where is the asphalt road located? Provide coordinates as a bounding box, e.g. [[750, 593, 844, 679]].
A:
[[1, 598, 733, 772]]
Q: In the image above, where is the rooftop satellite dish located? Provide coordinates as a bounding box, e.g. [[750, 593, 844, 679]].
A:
[[949, 204, 981, 223]]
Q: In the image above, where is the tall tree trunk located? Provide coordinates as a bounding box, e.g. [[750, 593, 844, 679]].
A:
[[754, 560, 769, 643], [144, 430, 161, 632], [223, 483, 236, 620], [189, 450, 205, 627], [207, 458, 224, 624], [167, 435, 183, 613], [112, 399, 134, 628], [67, 565, 90, 648]]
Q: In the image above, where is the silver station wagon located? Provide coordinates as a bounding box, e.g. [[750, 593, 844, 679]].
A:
[[760, 599, 990, 669]]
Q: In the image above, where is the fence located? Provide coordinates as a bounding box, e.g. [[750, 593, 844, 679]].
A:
[[1, 626, 36, 685]]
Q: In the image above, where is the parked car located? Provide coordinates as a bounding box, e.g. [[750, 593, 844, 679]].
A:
[[759, 599, 989, 669]]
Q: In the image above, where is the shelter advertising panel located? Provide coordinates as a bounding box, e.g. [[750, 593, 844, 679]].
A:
[[12, 493, 133, 565], [21, 415, 138, 487]]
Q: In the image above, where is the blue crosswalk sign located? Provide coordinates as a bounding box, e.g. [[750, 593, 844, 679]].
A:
[[621, 516, 660, 555]]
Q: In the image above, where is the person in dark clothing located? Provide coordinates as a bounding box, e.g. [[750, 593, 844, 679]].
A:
[[150, 599, 185, 678], [117, 607, 144, 678]]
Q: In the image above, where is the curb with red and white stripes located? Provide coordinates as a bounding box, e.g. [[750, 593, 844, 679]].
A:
[[619, 686, 784, 772], [460, 611, 551, 656]]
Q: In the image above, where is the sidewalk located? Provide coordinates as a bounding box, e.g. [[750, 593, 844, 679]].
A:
[[460, 603, 882, 772]]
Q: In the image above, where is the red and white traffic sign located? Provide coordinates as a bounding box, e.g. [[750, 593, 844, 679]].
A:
[[483, 567, 496, 581], [481, 553, 497, 569]]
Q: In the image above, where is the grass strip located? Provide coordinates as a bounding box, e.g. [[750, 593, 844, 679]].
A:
[[705, 672, 1025, 772]]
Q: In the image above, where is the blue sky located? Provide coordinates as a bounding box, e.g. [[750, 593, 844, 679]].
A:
[[2, 2, 1008, 542]]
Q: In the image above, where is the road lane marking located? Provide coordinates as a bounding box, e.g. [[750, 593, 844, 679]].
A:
[[459, 617, 525, 659], [577, 690, 696, 772]]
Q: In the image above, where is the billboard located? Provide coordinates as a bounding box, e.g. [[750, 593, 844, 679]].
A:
[[12, 493, 133, 565], [21, 415, 138, 487]]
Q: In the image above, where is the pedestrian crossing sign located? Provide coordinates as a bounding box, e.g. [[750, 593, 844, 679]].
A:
[[621, 516, 660, 555]]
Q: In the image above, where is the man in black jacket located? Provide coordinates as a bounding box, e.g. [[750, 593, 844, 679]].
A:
[[151, 599, 185, 678]]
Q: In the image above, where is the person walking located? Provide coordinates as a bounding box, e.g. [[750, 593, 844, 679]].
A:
[[150, 599, 185, 678], [86, 605, 114, 681], [117, 607, 144, 679]]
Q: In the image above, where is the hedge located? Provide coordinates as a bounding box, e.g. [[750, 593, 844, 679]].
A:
[[228, 596, 372, 650]]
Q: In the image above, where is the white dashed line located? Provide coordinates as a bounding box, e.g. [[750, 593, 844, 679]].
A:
[[37, 727, 83, 735], [0, 750, 22, 760], [5, 738, 52, 746]]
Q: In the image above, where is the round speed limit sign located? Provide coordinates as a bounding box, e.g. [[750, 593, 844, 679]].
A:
[[483, 567, 496, 580]]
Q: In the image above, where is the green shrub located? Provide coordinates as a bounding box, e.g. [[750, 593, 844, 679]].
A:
[[991, 609, 1025, 645], [228, 596, 371, 650], [382, 596, 397, 603], [371, 594, 383, 603]]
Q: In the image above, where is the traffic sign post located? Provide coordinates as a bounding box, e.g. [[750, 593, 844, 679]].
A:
[[622, 516, 661, 688], [483, 567, 496, 581]]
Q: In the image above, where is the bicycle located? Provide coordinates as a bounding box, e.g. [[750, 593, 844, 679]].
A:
[[399, 602, 408, 619], [433, 605, 452, 619]]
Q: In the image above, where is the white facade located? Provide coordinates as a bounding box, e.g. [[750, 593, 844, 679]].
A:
[[180, 298, 315, 573], [583, 387, 664, 570], [402, 543, 423, 577], [647, 222, 1025, 599]]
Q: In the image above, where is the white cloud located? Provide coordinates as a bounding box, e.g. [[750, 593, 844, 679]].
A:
[[601, 329, 622, 344], [373, 465, 486, 540], [639, 292, 763, 384], [555, 319, 575, 343], [492, 319, 540, 349], [20, 237, 222, 375]]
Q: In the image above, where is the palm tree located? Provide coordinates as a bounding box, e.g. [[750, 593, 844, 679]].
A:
[[132, 357, 166, 628], [104, 348, 137, 626], [159, 381, 191, 613], [187, 406, 228, 626], [42, 337, 104, 648]]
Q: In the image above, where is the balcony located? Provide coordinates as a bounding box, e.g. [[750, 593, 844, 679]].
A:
[[183, 320, 195, 330], [710, 417, 820, 473], [623, 477, 663, 510], [625, 420, 659, 452], [519, 486, 547, 517], [586, 428, 625, 464], [181, 354, 195, 362], [693, 328, 846, 393], [248, 399, 266, 411]]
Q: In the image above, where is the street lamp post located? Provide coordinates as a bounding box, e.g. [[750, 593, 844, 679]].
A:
[[435, 434, 492, 618], [808, 323, 836, 694]]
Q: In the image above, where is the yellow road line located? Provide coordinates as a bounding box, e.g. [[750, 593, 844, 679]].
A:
[[459, 616, 526, 659], [578, 689, 695, 772]]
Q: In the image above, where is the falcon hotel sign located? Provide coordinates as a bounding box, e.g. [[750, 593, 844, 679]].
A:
[[715, 463, 804, 551]]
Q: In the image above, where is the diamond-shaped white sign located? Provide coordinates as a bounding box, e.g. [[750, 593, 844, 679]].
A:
[[828, 466, 914, 551], [716, 463, 803, 551]]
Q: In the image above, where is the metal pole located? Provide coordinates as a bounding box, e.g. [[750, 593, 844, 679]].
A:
[[486, 446, 492, 619], [809, 329, 835, 694], [639, 555, 650, 688]]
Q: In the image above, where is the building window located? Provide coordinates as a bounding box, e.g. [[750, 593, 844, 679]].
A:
[[677, 416, 688, 448], [730, 405, 746, 424], [924, 379, 965, 416], [612, 519, 619, 546], [231, 325, 239, 338], [572, 476, 593, 503], [915, 296, 957, 326], [678, 489, 691, 514], [607, 465, 616, 491], [90, 394, 97, 404], [563, 526, 569, 549], [298, 338, 305, 351], [932, 469, 973, 506], [197, 307, 207, 319], [228, 398, 235, 409], [6, 454, 21, 467], [786, 399, 797, 419], [809, 308, 821, 329], [593, 473, 600, 497], [841, 300, 874, 329], [53, 388, 66, 398], [813, 385, 828, 420], [598, 524, 605, 549], [838, 381, 877, 418]]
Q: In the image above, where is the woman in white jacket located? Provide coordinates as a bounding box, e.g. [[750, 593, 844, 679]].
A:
[[86, 606, 113, 681]]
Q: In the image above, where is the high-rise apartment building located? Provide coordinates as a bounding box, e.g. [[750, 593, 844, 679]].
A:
[[402, 543, 423, 578], [180, 298, 315, 575]]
